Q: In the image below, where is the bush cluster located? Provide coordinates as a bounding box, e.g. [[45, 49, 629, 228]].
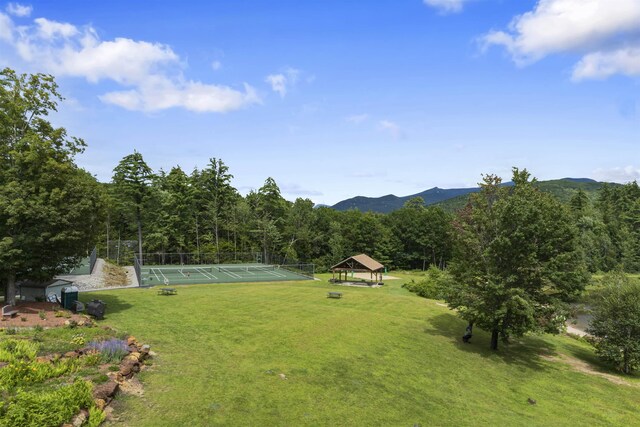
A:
[[0, 379, 94, 427], [402, 266, 453, 300]]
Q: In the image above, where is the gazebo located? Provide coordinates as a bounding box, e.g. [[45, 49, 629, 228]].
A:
[[331, 254, 385, 284]]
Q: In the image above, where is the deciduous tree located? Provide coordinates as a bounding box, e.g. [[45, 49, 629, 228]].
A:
[[447, 168, 588, 350], [0, 68, 102, 304], [588, 271, 640, 374]]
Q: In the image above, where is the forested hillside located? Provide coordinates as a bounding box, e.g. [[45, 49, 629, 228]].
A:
[[332, 178, 610, 213], [102, 152, 640, 274]]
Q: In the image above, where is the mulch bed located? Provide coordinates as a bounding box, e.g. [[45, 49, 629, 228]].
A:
[[1, 301, 88, 328]]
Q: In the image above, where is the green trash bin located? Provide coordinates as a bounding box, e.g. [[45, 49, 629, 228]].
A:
[[60, 286, 79, 310]]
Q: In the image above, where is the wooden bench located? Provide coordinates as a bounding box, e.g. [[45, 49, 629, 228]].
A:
[[158, 287, 177, 296], [327, 292, 343, 299], [2, 305, 19, 317]]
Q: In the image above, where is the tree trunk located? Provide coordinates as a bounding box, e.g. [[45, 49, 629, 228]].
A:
[[137, 209, 143, 266], [214, 218, 219, 264], [6, 272, 17, 307], [623, 350, 630, 374], [490, 329, 499, 350], [195, 215, 200, 261], [106, 215, 110, 260], [117, 230, 121, 265]]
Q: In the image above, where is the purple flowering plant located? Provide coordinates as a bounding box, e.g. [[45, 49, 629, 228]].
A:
[[88, 338, 129, 363]]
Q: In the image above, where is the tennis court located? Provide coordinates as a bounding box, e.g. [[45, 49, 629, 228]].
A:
[[138, 263, 314, 286]]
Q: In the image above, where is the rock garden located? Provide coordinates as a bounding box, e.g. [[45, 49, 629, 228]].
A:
[[0, 305, 152, 427]]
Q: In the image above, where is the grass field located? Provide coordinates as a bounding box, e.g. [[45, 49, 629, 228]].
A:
[[88, 274, 640, 426]]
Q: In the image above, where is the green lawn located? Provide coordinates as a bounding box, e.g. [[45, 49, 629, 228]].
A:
[[89, 274, 639, 426]]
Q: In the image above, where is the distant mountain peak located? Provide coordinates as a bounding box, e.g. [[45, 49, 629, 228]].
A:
[[330, 177, 609, 213]]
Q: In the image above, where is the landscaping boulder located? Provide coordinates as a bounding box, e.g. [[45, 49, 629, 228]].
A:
[[130, 351, 142, 361], [93, 380, 119, 401], [119, 359, 140, 378], [94, 398, 106, 410], [71, 409, 89, 427], [140, 344, 151, 356]]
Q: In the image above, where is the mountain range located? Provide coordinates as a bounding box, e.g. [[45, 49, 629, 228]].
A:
[[330, 178, 607, 213]]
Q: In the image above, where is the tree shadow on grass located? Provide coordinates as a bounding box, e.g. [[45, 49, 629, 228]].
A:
[[77, 292, 134, 317], [423, 312, 558, 372]]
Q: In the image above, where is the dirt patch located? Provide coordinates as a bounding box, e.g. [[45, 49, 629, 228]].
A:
[[541, 353, 636, 387], [0, 301, 88, 328], [352, 272, 399, 280], [103, 262, 129, 287], [119, 376, 145, 397], [566, 325, 587, 337]]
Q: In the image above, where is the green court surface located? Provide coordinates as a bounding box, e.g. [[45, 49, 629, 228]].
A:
[[66, 257, 91, 275], [140, 263, 313, 286]]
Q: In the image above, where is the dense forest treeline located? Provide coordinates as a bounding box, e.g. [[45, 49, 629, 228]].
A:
[[103, 151, 640, 273]]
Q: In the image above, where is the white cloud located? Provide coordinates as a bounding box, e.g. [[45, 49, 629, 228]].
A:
[[279, 183, 323, 197], [573, 47, 640, 80], [0, 11, 261, 113], [265, 73, 287, 97], [265, 67, 300, 97], [423, 0, 467, 14], [100, 78, 259, 113], [34, 17, 78, 39], [378, 120, 404, 140], [0, 13, 13, 42], [6, 3, 31, 17], [346, 114, 369, 124], [481, 0, 640, 80], [593, 166, 640, 183]]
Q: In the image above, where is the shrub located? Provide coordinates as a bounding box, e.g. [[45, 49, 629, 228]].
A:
[[81, 353, 101, 367], [38, 311, 46, 320], [66, 320, 78, 329], [87, 406, 107, 427], [33, 325, 44, 332], [402, 266, 453, 300], [70, 334, 85, 347], [588, 271, 640, 374], [88, 338, 129, 364], [55, 310, 71, 318], [0, 358, 78, 391], [0, 339, 39, 363], [0, 379, 93, 427]]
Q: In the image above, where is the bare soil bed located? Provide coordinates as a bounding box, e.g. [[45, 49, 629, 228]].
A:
[[1, 301, 88, 328]]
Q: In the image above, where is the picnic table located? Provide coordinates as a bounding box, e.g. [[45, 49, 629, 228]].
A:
[[327, 291, 343, 299], [158, 287, 178, 296]]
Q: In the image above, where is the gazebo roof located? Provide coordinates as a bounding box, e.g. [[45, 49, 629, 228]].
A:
[[331, 254, 384, 272]]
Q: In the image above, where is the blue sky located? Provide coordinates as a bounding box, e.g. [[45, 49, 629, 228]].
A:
[[0, 0, 638, 204]]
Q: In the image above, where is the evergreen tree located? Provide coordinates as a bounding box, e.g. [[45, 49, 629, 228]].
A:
[[195, 158, 237, 260], [112, 150, 154, 265]]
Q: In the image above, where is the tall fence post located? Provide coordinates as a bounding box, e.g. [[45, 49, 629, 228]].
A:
[[89, 246, 97, 274]]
